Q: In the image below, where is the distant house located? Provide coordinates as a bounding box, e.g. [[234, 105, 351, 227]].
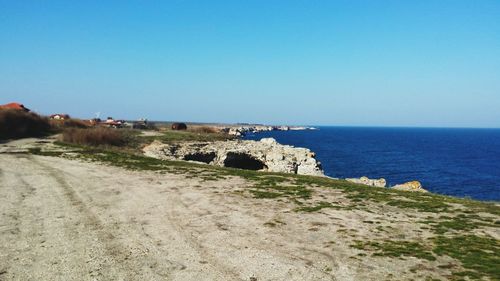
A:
[[0, 102, 30, 112], [133, 118, 148, 129], [50, 114, 70, 120], [103, 117, 123, 128], [172, 122, 187, 130], [89, 118, 102, 126]]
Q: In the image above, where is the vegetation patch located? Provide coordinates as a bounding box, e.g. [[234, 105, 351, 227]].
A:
[[421, 214, 499, 235], [432, 235, 500, 280], [0, 109, 52, 140], [385, 197, 452, 213], [295, 201, 342, 212], [351, 240, 436, 261], [142, 130, 232, 144], [250, 190, 282, 199], [27, 147, 65, 157], [61, 127, 131, 146]]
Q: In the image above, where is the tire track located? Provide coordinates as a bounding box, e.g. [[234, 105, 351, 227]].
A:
[[29, 156, 175, 279]]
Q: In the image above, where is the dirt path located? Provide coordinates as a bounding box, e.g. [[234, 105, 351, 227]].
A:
[[0, 152, 354, 280]]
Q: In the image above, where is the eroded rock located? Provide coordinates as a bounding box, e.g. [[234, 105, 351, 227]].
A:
[[346, 176, 387, 188], [143, 138, 324, 176], [392, 181, 428, 193]]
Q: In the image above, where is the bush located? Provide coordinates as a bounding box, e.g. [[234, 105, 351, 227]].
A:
[[62, 127, 127, 146], [0, 109, 52, 140]]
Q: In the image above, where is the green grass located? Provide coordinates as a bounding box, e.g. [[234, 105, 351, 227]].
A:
[[421, 214, 499, 235], [433, 235, 500, 280], [250, 190, 283, 199], [141, 130, 232, 144], [351, 240, 436, 261], [295, 201, 343, 212]]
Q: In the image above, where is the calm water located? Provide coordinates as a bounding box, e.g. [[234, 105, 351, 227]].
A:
[[244, 127, 500, 201]]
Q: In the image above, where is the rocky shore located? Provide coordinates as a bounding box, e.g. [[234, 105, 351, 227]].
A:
[[143, 138, 324, 176], [221, 125, 316, 137], [143, 136, 429, 192], [346, 176, 429, 192]]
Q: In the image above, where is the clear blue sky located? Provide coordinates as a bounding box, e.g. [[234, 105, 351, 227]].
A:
[[1, 0, 499, 127]]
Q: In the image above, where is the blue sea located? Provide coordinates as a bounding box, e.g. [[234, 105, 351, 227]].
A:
[[243, 127, 500, 201]]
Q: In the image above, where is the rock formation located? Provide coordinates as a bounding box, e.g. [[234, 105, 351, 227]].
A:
[[143, 138, 324, 176], [220, 125, 316, 137], [392, 181, 428, 193], [346, 176, 387, 187]]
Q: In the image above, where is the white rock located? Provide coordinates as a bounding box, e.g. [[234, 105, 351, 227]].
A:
[[346, 176, 387, 188], [143, 138, 324, 176], [392, 181, 428, 193]]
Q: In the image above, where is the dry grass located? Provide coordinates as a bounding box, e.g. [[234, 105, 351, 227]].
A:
[[187, 126, 220, 134], [0, 109, 52, 140], [61, 127, 127, 146], [50, 118, 90, 129]]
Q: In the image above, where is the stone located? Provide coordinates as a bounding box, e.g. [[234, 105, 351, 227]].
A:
[[392, 181, 428, 193], [346, 176, 387, 187], [143, 138, 324, 176]]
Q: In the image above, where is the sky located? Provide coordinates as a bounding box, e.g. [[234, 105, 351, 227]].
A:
[[1, 0, 499, 127]]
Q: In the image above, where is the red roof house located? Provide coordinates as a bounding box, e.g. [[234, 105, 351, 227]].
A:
[[0, 102, 30, 112], [50, 114, 70, 120]]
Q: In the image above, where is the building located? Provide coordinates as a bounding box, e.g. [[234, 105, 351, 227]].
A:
[[50, 114, 70, 120], [0, 102, 30, 112]]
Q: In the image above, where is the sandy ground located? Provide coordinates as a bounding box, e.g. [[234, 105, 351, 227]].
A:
[[0, 152, 349, 281], [1, 138, 492, 281]]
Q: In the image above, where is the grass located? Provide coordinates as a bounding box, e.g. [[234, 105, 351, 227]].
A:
[[250, 190, 283, 199], [421, 214, 499, 235], [142, 130, 232, 144], [61, 127, 130, 146], [295, 201, 341, 212], [433, 235, 500, 280], [351, 240, 436, 261], [27, 147, 65, 157], [50, 118, 89, 129], [187, 126, 220, 134]]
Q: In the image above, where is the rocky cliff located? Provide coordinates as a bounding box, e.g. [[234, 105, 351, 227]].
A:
[[143, 138, 324, 176]]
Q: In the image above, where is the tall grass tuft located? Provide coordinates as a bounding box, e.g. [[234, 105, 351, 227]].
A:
[[187, 126, 220, 134], [62, 127, 127, 146], [0, 109, 52, 140], [50, 118, 90, 129]]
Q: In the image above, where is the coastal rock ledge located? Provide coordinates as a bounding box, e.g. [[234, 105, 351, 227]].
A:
[[143, 138, 324, 176], [346, 176, 387, 187]]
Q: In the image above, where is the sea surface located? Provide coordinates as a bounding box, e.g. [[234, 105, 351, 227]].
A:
[[243, 127, 500, 201]]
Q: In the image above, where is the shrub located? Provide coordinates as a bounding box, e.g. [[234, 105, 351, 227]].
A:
[[0, 109, 52, 140], [62, 127, 127, 146]]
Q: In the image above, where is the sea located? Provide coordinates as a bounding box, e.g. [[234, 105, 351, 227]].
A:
[[243, 127, 500, 201]]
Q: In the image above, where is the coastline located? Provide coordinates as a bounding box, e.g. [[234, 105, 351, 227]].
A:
[[0, 136, 498, 280], [242, 126, 500, 201]]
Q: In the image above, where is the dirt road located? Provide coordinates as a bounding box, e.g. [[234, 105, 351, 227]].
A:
[[0, 152, 358, 281]]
